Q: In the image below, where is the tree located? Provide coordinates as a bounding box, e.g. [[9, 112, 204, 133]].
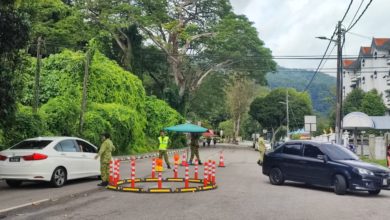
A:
[[225, 76, 255, 143], [0, 1, 30, 128], [133, 1, 275, 112], [249, 88, 313, 144], [343, 88, 365, 115], [360, 89, 387, 116], [188, 72, 229, 128]]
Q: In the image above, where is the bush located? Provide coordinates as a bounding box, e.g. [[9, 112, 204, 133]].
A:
[[3, 105, 47, 147]]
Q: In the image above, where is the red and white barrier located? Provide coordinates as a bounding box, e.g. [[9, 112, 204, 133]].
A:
[[218, 151, 225, 167], [185, 164, 189, 188], [174, 163, 178, 178], [109, 159, 114, 185], [194, 159, 199, 179], [131, 159, 136, 188], [208, 160, 212, 181], [114, 159, 120, 186], [212, 160, 216, 185], [203, 162, 209, 187], [158, 171, 162, 189], [151, 158, 156, 178], [181, 151, 187, 166]]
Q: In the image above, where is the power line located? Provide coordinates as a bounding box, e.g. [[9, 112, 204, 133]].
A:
[[345, 0, 373, 32], [341, 0, 354, 23], [347, 0, 365, 30]]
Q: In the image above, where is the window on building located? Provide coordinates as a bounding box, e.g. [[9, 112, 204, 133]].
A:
[[374, 71, 377, 78], [374, 51, 377, 60], [362, 59, 365, 67]]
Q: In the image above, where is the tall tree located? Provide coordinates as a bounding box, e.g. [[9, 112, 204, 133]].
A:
[[0, 0, 30, 128], [133, 1, 275, 111], [225, 76, 255, 143], [249, 88, 312, 144]]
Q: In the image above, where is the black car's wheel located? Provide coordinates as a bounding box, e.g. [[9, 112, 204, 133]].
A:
[[269, 167, 284, 185], [51, 167, 67, 188], [5, 180, 23, 188], [334, 174, 347, 195], [368, 189, 381, 195]]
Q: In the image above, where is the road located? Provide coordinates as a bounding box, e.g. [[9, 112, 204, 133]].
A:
[[1, 144, 390, 220]]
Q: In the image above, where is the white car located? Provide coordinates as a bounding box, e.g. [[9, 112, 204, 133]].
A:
[[0, 137, 100, 188]]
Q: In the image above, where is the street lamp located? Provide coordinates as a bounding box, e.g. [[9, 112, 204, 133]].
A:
[[316, 21, 344, 144]]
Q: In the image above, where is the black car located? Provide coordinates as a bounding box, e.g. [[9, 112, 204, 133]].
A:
[[262, 140, 390, 195]]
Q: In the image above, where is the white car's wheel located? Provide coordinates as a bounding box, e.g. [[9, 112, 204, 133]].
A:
[[51, 167, 67, 188]]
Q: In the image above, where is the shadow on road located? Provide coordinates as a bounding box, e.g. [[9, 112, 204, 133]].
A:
[[266, 181, 389, 198], [0, 177, 99, 191]]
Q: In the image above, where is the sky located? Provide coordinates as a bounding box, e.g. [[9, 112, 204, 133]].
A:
[[230, 0, 390, 77]]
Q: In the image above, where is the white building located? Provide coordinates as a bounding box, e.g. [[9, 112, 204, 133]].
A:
[[343, 38, 390, 112]]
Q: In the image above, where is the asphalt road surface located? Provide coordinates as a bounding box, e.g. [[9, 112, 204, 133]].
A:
[[1, 145, 390, 220]]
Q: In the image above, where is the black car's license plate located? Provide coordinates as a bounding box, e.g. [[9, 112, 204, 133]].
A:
[[9, 157, 20, 162]]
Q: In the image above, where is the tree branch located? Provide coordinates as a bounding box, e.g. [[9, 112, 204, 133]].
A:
[[181, 32, 214, 53], [192, 59, 233, 90]]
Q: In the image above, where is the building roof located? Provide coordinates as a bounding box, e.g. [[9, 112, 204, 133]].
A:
[[343, 59, 356, 70], [372, 38, 390, 47], [370, 116, 390, 130], [360, 46, 371, 56]]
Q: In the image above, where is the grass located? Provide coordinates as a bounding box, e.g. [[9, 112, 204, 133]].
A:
[[360, 156, 388, 167]]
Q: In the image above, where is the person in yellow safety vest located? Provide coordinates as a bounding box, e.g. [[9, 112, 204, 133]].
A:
[[158, 130, 171, 169], [257, 137, 266, 166]]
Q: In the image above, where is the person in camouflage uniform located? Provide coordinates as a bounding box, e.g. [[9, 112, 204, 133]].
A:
[[188, 133, 202, 165], [95, 132, 116, 186]]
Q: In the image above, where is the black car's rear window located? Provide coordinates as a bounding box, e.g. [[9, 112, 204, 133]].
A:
[[11, 140, 52, 150]]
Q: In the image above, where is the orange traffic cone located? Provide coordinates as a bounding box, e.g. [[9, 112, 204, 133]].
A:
[[156, 158, 164, 172], [174, 153, 180, 165], [218, 151, 225, 167], [181, 151, 187, 166]]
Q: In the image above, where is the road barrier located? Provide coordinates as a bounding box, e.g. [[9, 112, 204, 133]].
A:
[[181, 151, 187, 166], [194, 159, 199, 179], [218, 151, 226, 167], [107, 154, 217, 193], [151, 158, 156, 178], [131, 158, 136, 188], [203, 162, 209, 187]]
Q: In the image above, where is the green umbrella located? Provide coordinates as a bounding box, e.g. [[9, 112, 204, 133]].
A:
[[164, 123, 208, 133]]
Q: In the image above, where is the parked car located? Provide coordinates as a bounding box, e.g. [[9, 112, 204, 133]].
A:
[[0, 137, 100, 188], [262, 140, 390, 195]]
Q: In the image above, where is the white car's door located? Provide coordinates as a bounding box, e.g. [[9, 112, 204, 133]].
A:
[[76, 140, 100, 177], [55, 139, 85, 179]]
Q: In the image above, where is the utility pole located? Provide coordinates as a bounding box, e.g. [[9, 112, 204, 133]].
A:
[[335, 21, 343, 144], [79, 49, 91, 135], [33, 36, 42, 114], [286, 90, 289, 141]]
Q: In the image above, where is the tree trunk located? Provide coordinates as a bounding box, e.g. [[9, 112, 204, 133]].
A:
[[271, 126, 283, 146], [79, 49, 91, 135]]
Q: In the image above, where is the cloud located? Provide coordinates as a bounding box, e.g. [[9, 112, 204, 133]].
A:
[[230, 0, 390, 76]]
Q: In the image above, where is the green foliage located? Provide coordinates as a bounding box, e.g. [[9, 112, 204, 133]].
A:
[[3, 105, 46, 147], [266, 67, 336, 115], [144, 96, 185, 149], [0, 3, 30, 128], [241, 114, 262, 139], [39, 96, 80, 136], [249, 88, 313, 142], [188, 73, 229, 128], [343, 89, 387, 116], [218, 120, 234, 138], [343, 88, 365, 115], [360, 90, 387, 116]]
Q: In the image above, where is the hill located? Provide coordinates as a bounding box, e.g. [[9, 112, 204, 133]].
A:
[[266, 67, 336, 115]]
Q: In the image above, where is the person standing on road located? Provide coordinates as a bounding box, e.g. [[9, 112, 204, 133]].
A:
[[257, 136, 266, 166], [158, 130, 171, 169], [387, 145, 390, 168], [95, 132, 116, 187], [188, 133, 202, 165]]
